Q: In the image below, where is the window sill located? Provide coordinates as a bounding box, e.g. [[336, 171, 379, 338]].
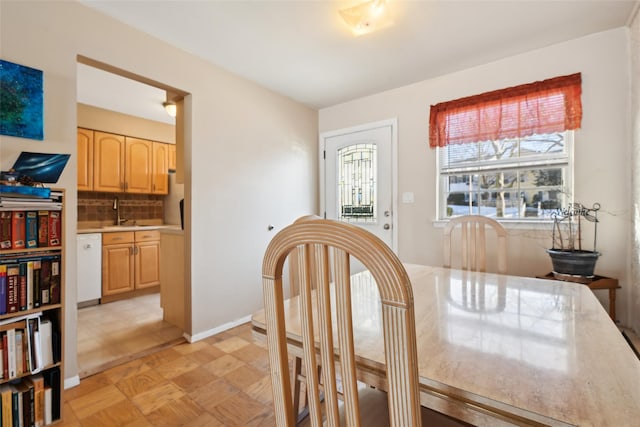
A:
[[432, 219, 552, 230]]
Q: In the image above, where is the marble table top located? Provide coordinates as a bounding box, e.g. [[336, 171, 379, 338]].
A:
[[253, 264, 640, 426]]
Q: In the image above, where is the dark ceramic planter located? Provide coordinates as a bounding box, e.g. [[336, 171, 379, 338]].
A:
[[546, 249, 600, 277]]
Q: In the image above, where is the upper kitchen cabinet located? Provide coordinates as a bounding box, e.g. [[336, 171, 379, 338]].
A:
[[168, 144, 176, 172], [152, 141, 169, 195], [80, 128, 170, 194], [94, 131, 126, 192], [77, 128, 94, 191], [125, 137, 153, 194]]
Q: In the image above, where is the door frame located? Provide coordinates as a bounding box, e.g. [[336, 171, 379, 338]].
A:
[[319, 118, 399, 252]]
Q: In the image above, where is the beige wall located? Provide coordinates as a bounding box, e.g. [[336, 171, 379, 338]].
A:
[[630, 6, 640, 334], [0, 1, 318, 383], [320, 28, 633, 326]]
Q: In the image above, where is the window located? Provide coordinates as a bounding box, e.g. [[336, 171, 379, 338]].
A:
[[337, 143, 377, 223], [438, 131, 572, 219], [430, 73, 582, 221]]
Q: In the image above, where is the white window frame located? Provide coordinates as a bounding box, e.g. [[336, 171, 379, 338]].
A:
[[435, 131, 574, 224]]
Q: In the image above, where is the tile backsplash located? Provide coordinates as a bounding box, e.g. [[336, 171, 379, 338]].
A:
[[78, 192, 164, 224]]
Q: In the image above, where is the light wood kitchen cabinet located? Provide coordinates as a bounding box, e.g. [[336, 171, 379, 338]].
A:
[[94, 131, 126, 192], [125, 137, 153, 194], [102, 230, 161, 299], [168, 144, 177, 172], [102, 232, 135, 296], [77, 128, 94, 191], [134, 230, 161, 288], [152, 141, 169, 195], [80, 128, 169, 195]]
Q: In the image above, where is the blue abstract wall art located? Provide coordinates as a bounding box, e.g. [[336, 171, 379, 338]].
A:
[[0, 59, 44, 140]]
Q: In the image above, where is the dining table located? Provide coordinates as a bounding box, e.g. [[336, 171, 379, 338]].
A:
[[251, 264, 640, 426]]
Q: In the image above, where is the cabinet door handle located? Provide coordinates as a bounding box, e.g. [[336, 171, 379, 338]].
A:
[[134, 246, 139, 255], [129, 246, 134, 255]]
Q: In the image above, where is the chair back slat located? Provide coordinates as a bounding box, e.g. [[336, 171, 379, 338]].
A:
[[334, 248, 361, 425], [262, 217, 422, 426], [296, 245, 323, 427], [313, 243, 342, 425]]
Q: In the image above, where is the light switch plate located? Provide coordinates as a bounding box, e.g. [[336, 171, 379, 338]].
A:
[[402, 192, 414, 204]]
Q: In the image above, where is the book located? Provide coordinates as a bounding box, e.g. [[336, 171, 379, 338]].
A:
[[18, 263, 26, 312], [6, 265, 19, 314], [13, 381, 33, 427], [0, 336, 3, 380], [8, 384, 19, 427], [0, 384, 13, 427], [32, 330, 41, 374], [15, 330, 23, 376], [46, 212, 60, 248], [38, 262, 49, 307], [31, 261, 40, 309], [37, 321, 52, 369], [6, 329, 15, 380], [10, 212, 25, 250], [0, 186, 50, 199], [36, 212, 48, 249], [26, 262, 33, 311], [0, 265, 7, 315], [41, 368, 59, 422], [24, 212, 38, 249], [0, 212, 11, 250], [42, 387, 51, 426], [2, 334, 7, 381], [23, 376, 43, 427], [48, 258, 59, 306], [26, 318, 40, 374]]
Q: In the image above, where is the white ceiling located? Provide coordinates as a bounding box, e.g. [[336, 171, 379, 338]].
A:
[[77, 0, 639, 123]]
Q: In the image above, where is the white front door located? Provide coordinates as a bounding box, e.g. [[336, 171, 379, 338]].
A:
[[321, 119, 397, 252]]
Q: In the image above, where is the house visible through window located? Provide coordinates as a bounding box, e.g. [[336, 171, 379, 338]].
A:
[[430, 73, 582, 221]]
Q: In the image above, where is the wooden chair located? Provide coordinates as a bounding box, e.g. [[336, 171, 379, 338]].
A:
[[262, 217, 422, 426], [443, 215, 507, 274]]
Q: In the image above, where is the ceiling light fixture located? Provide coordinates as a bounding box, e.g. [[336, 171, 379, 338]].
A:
[[163, 101, 177, 117], [339, 0, 391, 36]]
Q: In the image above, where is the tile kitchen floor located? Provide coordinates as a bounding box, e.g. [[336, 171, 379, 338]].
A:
[[77, 293, 185, 378]]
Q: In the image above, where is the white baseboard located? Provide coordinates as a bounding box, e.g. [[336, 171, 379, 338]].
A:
[[184, 315, 252, 343], [64, 375, 80, 389]]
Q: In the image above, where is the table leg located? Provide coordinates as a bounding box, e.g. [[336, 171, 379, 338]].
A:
[[609, 288, 617, 322]]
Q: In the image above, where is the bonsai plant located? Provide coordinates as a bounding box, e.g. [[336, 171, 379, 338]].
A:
[[546, 202, 600, 278]]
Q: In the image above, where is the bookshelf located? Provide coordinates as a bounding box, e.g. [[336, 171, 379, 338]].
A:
[[0, 188, 64, 426]]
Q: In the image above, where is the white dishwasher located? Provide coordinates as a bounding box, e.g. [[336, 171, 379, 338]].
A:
[[77, 233, 102, 306]]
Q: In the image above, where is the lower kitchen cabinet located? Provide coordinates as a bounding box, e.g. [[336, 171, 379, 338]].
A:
[[135, 230, 161, 289], [102, 230, 160, 299]]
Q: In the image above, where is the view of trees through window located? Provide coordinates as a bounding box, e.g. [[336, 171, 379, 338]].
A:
[[439, 131, 572, 220]]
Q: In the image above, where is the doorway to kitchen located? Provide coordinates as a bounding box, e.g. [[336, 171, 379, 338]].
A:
[[76, 58, 188, 378]]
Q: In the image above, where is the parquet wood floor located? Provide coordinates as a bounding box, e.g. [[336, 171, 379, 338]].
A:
[[62, 323, 275, 426]]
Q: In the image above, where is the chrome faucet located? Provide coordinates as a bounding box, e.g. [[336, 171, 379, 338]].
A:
[[112, 197, 128, 225]]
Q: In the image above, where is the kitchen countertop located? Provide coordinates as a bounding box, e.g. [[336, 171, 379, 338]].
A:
[[77, 224, 182, 234]]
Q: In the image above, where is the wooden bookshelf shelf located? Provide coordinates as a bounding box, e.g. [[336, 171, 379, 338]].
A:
[[0, 189, 65, 425]]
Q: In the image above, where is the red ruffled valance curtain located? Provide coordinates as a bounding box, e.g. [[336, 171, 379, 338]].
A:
[[429, 73, 582, 148]]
